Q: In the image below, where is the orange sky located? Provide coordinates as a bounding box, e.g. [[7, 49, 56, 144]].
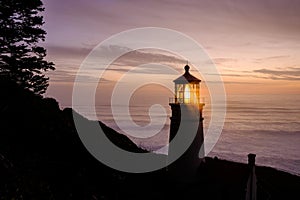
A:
[[43, 0, 300, 106]]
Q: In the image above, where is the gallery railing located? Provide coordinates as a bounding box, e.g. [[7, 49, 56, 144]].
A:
[[169, 97, 205, 104]]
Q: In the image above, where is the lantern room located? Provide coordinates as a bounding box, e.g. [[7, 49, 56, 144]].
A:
[[170, 65, 201, 104]]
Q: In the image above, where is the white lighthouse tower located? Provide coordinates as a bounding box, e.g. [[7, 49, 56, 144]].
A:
[[168, 64, 205, 181]]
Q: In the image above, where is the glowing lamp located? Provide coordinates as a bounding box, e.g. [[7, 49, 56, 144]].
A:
[[171, 65, 201, 104]]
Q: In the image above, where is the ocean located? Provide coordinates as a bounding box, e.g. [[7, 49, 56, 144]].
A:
[[70, 94, 300, 175]]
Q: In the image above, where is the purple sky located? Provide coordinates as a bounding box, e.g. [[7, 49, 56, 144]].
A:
[[43, 0, 300, 105]]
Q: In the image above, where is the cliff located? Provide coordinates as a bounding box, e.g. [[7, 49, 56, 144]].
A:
[[0, 80, 299, 199]]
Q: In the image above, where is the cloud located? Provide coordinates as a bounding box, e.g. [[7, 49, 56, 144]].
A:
[[208, 66, 300, 81], [105, 48, 186, 74], [47, 69, 110, 84], [45, 45, 92, 59], [46, 44, 186, 66], [44, 0, 300, 55], [204, 73, 245, 78], [254, 68, 300, 77], [212, 57, 238, 65], [205, 80, 260, 85], [46, 44, 191, 83], [221, 73, 244, 77], [254, 55, 291, 63], [63, 44, 188, 74], [253, 67, 300, 80]]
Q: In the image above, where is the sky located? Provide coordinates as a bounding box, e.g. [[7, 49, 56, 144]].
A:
[[42, 0, 300, 106]]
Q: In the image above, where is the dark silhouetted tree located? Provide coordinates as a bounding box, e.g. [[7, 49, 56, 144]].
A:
[[0, 0, 54, 95]]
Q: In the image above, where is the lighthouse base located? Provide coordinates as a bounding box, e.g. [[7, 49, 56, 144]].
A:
[[167, 103, 205, 183]]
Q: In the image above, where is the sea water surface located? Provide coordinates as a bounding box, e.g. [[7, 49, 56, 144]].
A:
[[70, 94, 300, 175]]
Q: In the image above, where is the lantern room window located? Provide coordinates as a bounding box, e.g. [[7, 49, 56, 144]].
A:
[[170, 65, 202, 104]]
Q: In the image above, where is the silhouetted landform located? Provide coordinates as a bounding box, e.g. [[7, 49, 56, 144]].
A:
[[1, 79, 299, 199]]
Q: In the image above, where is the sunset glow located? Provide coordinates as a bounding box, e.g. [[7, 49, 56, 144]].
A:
[[43, 0, 300, 106], [2, 1, 300, 197]]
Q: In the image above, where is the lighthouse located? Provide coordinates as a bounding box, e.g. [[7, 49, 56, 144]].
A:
[[168, 64, 205, 181]]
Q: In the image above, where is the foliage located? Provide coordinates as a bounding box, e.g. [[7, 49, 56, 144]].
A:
[[0, 0, 54, 95]]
